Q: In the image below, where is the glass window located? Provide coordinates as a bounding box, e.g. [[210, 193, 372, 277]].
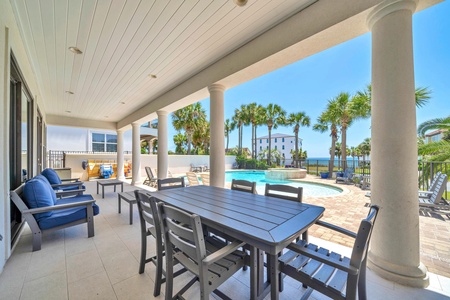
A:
[[275, 146, 277, 150], [282, 138, 285, 142], [282, 145, 285, 150], [92, 133, 117, 152], [106, 144, 117, 152], [92, 133, 105, 143], [275, 138, 277, 143], [260, 139, 262, 144]]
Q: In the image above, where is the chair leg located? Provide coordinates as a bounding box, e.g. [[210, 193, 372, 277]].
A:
[[153, 237, 164, 297], [139, 232, 147, 274], [358, 258, 368, 300]]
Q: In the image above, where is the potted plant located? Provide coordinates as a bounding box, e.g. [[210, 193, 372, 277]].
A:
[[320, 171, 329, 179]]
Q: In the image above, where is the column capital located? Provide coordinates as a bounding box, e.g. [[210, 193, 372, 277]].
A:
[[131, 122, 140, 128], [157, 110, 168, 117], [116, 128, 125, 133], [367, 0, 417, 30], [208, 83, 226, 93]]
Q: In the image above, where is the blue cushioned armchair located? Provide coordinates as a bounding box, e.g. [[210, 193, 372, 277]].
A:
[[10, 177, 99, 251], [41, 168, 86, 197]]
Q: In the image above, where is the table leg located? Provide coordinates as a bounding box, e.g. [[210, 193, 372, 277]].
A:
[[97, 182, 99, 194], [121, 183, 123, 192], [269, 253, 279, 300], [118, 195, 121, 213], [250, 246, 257, 300], [102, 186, 105, 199], [114, 185, 116, 192], [129, 202, 133, 225]]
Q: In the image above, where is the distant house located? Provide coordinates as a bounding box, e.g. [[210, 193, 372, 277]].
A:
[[254, 133, 302, 162], [425, 129, 446, 143]]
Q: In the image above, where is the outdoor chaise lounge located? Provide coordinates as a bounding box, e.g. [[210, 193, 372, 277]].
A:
[[143, 166, 157, 188], [10, 176, 99, 251], [419, 171, 442, 199], [419, 173, 449, 214], [336, 168, 354, 184], [186, 172, 200, 186]]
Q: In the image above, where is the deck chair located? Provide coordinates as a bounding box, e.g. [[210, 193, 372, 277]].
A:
[[134, 191, 186, 296], [186, 172, 200, 186], [419, 174, 449, 214], [157, 177, 185, 190], [143, 167, 157, 188], [200, 173, 210, 186], [158, 202, 247, 300], [419, 171, 442, 199], [279, 205, 379, 300], [336, 168, 354, 184], [41, 168, 85, 197], [231, 179, 256, 194]]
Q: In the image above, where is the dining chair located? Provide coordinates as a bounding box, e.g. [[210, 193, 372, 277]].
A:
[[200, 173, 210, 186], [186, 172, 200, 186], [157, 202, 247, 300], [279, 205, 379, 300], [231, 179, 256, 194], [157, 177, 185, 190], [134, 191, 186, 296]]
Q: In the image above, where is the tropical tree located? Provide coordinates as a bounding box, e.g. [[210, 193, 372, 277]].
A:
[[173, 133, 187, 154], [172, 103, 206, 155], [232, 104, 248, 155], [417, 115, 450, 161], [246, 103, 265, 159], [313, 105, 339, 175], [261, 104, 286, 166], [224, 118, 235, 153], [285, 111, 310, 168], [192, 119, 210, 154], [358, 138, 371, 160]]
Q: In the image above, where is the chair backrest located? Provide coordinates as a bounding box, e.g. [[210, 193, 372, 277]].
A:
[[145, 167, 155, 179], [134, 190, 162, 241], [264, 184, 303, 202], [430, 174, 448, 204], [344, 168, 354, 177], [41, 168, 62, 184], [158, 202, 206, 265], [349, 205, 379, 276], [158, 177, 185, 191], [231, 179, 256, 194], [428, 171, 442, 192], [200, 173, 210, 186], [186, 172, 200, 186]]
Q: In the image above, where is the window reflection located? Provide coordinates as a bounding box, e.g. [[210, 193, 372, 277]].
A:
[[21, 90, 29, 182]]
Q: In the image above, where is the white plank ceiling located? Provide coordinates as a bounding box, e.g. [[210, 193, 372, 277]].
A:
[[11, 0, 314, 123]]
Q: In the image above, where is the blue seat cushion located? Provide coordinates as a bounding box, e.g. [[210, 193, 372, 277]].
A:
[[23, 178, 54, 221], [56, 194, 95, 205], [41, 168, 62, 185], [59, 184, 86, 192], [35, 175, 58, 205], [38, 203, 100, 230]]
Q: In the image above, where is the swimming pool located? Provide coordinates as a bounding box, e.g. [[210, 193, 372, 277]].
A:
[[225, 170, 342, 197]]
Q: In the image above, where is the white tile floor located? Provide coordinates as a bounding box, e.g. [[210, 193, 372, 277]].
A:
[[1, 181, 449, 300]]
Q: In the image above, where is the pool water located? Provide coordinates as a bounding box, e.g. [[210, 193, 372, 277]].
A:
[[225, 171, 342, 197]]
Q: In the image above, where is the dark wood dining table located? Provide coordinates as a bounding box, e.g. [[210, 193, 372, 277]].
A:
[[150, 185, 325, 300]]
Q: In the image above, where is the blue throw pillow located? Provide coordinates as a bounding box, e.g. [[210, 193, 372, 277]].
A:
[[41, 168, 62, 185], [23, 178, 54, 221], [35, 175, 58, 205]]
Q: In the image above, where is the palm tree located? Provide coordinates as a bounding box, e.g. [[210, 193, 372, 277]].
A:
[[246, 103, 265, 159], [262, 104, 286, 166], [172, 103, 206, 155], [173, 133, 187, 154], [232, 104, 248, 156], [224, 119, 235, 153], [355, 84, 432, 112], [418, 115, 450, 161], [313, 104, 339, 175], [285, 112, 311, 168], [358, 138, 371, 161]]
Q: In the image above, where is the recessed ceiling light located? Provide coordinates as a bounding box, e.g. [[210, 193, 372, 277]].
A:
[[120, 102, 126, 104], [148, 74, 157, 79], [68, 47, 83, 54], [65, 110, 71, 113], [234, 0, 248, 7], [104, 116, 109, 118], [65, 91, 74, 94]]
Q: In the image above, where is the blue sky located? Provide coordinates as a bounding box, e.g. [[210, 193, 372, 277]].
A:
[[167, 1, 450, 158]]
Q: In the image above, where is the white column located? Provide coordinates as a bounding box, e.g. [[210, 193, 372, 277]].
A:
[[367, 0, 428, 288], [131, 122, 142, 185], [157, 111, 168, 180], [208, 84, 226, 187], [116, 129, 125, 180]]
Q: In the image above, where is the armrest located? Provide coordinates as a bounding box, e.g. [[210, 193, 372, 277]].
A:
[[316, 220, 357, 239], [286, 242, 358, 275], [22, 199, 96, 215], [202, 241, 246, 266], [61, 178, 81, 182], [51, 182, 84, 188], [55, 188, 85, 197]]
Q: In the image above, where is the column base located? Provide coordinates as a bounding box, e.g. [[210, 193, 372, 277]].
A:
[[368, 251, 429, 288], [118, 175, 125, 181], [131, 180, 142, 186]]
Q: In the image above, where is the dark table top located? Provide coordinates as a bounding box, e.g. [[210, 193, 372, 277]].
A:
[[150, 185, 324, 255], [96, 179, 123, 185]]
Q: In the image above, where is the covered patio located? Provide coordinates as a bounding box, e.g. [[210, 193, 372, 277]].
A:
[[1, 0, 448, 299], [0, 179, 448, 299]]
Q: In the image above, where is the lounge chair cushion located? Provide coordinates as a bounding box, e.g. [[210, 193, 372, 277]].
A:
[[35, 175, 58, 204], [38, 203, 100, 230], [41, 168, 62, 185], [23, 178, 54, 221]]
